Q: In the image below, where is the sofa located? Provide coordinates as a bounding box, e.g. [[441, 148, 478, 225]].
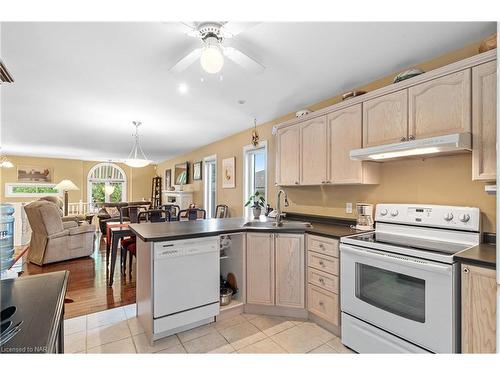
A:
[[97, 201, 151, 234], [24, 200, 96, 266]]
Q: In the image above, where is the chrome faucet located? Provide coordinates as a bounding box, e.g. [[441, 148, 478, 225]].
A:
[[275, 189, 289, 226]]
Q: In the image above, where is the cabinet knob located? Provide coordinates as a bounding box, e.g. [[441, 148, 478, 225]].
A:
[[326, 181, 332, 184], [294, 181, 299, 185], [321, 181, 326, 184], [319, 277, 325, 284], [319, 301, 324, 306], [319, 260, 325, 266], [409, 135, 416, 140], [319, 243, 325, 248], [463, 267, 470, 274], [400, 137, 406, 142]]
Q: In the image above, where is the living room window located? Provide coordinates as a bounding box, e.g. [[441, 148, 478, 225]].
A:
[[5, 182, 60, 198], [87, 163, 126, 204]]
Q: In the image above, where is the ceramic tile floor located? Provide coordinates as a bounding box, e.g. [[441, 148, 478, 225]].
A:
[[64, 304, 355, 354]]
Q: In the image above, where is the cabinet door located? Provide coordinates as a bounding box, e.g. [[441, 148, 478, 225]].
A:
[[362, 90, 408, 147], [409, 69, 471, 139], [300, 116, 327, 185], [461, 263, 496, 353], [329, 104, 364, 183], [246, 233, 275, 306], [276, 125, 300, 185], [472, 61, 497, 181], [275, 233, 305, 308]]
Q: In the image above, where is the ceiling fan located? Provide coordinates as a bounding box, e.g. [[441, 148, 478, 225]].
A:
[[169, 22, 265, 75]]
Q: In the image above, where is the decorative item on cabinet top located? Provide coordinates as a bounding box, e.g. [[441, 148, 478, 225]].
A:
[[393, 68, 425, 83], [295, 109, 311, 118], [342, 90, 366, 101], [478, 33, 497, 53]]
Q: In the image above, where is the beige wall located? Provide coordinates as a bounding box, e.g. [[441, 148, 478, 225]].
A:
[[157, 40, 496, 233], [0, 155, 156, 204]]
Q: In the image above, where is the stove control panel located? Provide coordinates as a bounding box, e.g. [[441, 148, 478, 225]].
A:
[[375, 204, 480, 232]]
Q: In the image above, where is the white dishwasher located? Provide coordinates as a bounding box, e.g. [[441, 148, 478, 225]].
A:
[[153, 236, 220, 338]]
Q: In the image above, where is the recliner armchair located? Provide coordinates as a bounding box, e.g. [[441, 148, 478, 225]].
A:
[[25, 200, 96, 266]]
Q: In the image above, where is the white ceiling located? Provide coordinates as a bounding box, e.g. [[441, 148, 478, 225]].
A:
[[1, 22, 496, 162]]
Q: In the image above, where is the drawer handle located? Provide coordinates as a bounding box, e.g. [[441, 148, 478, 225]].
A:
[[319, 277, 325, 284], [319, 301, 324, 306], [319, 244, 325, 249], [319, 260, 325, 266]]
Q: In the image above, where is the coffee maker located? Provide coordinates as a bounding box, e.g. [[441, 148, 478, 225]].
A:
[[355, 203, 374, 230]]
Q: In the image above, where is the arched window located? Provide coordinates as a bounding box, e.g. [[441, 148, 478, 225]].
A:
[[87, 163, 127, 204]]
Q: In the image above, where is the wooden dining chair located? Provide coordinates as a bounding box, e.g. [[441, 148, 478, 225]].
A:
[[139, 209, 171, 223], [178, 208, 207, 221], [162, 204, 181, 221], [215, 204, 229, 218]]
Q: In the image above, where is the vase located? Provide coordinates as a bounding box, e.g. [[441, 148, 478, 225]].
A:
[[252, 207, 262, 219]]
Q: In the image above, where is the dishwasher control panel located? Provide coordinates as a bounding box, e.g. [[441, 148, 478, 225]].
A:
[[154, 237, 219, 260]]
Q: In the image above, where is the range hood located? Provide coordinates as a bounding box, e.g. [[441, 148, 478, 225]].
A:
[[350, 133, 471, 161]]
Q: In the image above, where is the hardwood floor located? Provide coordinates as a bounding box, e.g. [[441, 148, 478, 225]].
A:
[[21, 235, 136, 319]]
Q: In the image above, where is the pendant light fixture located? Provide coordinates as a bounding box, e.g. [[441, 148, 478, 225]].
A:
[[251, 118, 260, 147], [125, 121, 151, 168]]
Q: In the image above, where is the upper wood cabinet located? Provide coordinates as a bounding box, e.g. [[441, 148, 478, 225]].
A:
[[300, 116, 327, 185], [472, 61, 497, 181], [409, 69, 471, 139], [246, 233, 275, 306], [275, 234, 305, 308], [276, 125, 300, 185], [362, 90, 408, 147], [329, 104, 379, 184], [461, 263, 496, 353]]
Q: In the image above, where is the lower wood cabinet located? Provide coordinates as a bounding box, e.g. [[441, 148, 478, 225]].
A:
[[246, 233, 275, 306], [461, 263, 497, 353], [246, 232, 305, 309]]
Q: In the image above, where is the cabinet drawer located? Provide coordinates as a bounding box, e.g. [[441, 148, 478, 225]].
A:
[[307, 235, 339, 257], [308, 267, 339, 294], [308, 284, 339, 326], [307, 251, 339, 275]]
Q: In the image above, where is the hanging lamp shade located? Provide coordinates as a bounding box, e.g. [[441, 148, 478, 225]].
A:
[[125, 121, 151, 168]]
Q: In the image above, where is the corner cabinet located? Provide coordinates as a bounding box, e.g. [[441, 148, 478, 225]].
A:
[[409, 69, 471, 139], [328, 105, 379, 184], [472, 61, 497, 181], [461, 263, 496, 353], [246, 233, 305, 309], [246, 233, 275, 305], [276, 125, 301, 186]]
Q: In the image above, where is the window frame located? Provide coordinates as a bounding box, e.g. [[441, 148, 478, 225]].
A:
[[242, 140, 268, 217], [87, 162, 127, 204]]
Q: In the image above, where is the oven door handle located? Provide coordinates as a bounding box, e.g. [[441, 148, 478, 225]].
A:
[[341, 244, 452, 275]]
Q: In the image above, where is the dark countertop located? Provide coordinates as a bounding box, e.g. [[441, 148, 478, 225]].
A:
[[129, 217, 367, 242], [454, 243, 496, 268], [1, 271, 68, 353]]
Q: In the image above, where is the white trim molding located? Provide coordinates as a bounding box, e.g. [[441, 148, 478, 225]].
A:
[[5, 182, 61, 198]]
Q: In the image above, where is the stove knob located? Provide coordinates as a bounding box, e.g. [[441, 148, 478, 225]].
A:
[[390, 209, 399, 217], [443, 213, 454, 222], [459, 213, 470, 223], [380, 209, 388, 216]]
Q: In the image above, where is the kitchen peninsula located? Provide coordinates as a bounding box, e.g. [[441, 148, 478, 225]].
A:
[[129, 216, 362, 343]]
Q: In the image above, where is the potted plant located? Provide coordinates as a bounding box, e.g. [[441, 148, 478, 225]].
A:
[[245, 191, 266, 219]]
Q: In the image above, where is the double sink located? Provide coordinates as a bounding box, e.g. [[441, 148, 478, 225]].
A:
[[242, 220, 312, 230]]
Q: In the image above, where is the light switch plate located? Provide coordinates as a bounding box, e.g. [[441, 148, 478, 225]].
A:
[[346, 203, 353, 214]]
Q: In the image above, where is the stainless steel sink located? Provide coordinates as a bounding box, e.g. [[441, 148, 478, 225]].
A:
[[242, 220, 312, 229]]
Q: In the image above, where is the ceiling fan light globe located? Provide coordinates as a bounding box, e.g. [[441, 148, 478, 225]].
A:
[[200, 46, 224, 74]]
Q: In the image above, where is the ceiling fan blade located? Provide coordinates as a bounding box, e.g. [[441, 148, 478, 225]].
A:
[[221, 22, 260, 38], [180, 22, 200, 37], [223, 47, 265, 74], [169, 48, 202, 73]]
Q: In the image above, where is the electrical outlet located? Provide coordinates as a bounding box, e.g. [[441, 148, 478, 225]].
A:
[[346, 202, 353, 214]]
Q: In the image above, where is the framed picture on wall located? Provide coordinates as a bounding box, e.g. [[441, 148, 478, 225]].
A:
[[222, 157, 235, 189], [165, 169, 172, 190], [174, 162, 189, 185], [17, 165, 53, 183], [193, 161, 202, 181]]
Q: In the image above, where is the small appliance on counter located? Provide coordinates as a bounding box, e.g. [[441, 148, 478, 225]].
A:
[[355, 203, 374, 230]]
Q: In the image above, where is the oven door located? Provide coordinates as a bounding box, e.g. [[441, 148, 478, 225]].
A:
[[340, 244, 458, 353]]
